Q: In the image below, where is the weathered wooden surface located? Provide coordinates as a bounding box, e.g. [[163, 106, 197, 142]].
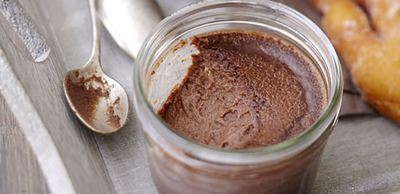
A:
[[0, 0, 50, 62], [1, 0, 400, 194], [0, 92, 49, 194], [0, 0, 115, 193]]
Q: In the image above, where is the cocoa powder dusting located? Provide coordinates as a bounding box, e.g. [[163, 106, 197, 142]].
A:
[[158, 32, 327, 149], [106, 98, 121, 128], [66, 75, 109, 125], [107, 106, 121, 128]]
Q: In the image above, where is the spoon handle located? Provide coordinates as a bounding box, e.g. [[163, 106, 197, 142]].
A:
[[83, 0, 102, 71]]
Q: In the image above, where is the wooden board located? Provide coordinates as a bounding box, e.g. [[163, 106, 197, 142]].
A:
[[0, 92, 49, 194], [0, 0, 114, 193]]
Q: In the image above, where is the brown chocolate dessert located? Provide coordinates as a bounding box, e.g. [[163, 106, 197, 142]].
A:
[[158, 31, 326, 149], [107, 98, 121, 128], [66, 75, 110, 125]]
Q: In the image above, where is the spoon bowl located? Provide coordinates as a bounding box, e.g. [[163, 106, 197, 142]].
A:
[[63, 0, 129, 134], [63, 69, 129, 134]]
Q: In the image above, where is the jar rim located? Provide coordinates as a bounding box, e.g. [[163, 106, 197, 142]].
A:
[[133, 0, 343, 164]]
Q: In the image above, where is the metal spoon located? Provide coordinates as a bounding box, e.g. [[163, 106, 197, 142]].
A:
[[63, 0, 128, 134], [99, 0, 163, 59]]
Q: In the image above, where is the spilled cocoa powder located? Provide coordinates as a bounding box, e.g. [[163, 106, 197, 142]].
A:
[[107, 98, 121, 128], [66, 75, 109, 125]]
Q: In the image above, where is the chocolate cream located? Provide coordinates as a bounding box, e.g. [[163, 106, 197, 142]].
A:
[[158, 31, 327, 149], [66, 73, 121, 128]]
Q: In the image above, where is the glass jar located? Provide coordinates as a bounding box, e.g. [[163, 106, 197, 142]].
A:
[[133, 0, 343, 193]]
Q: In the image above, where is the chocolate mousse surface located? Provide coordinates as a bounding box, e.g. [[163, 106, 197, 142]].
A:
[[157, 31, 327, 149]]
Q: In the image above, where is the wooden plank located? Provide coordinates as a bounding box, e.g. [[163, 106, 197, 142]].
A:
[[0, 0, 115, 193], [0, 92, 49, 194]]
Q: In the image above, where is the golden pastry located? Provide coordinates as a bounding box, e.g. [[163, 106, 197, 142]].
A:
[[310, 0, 400, 123]]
